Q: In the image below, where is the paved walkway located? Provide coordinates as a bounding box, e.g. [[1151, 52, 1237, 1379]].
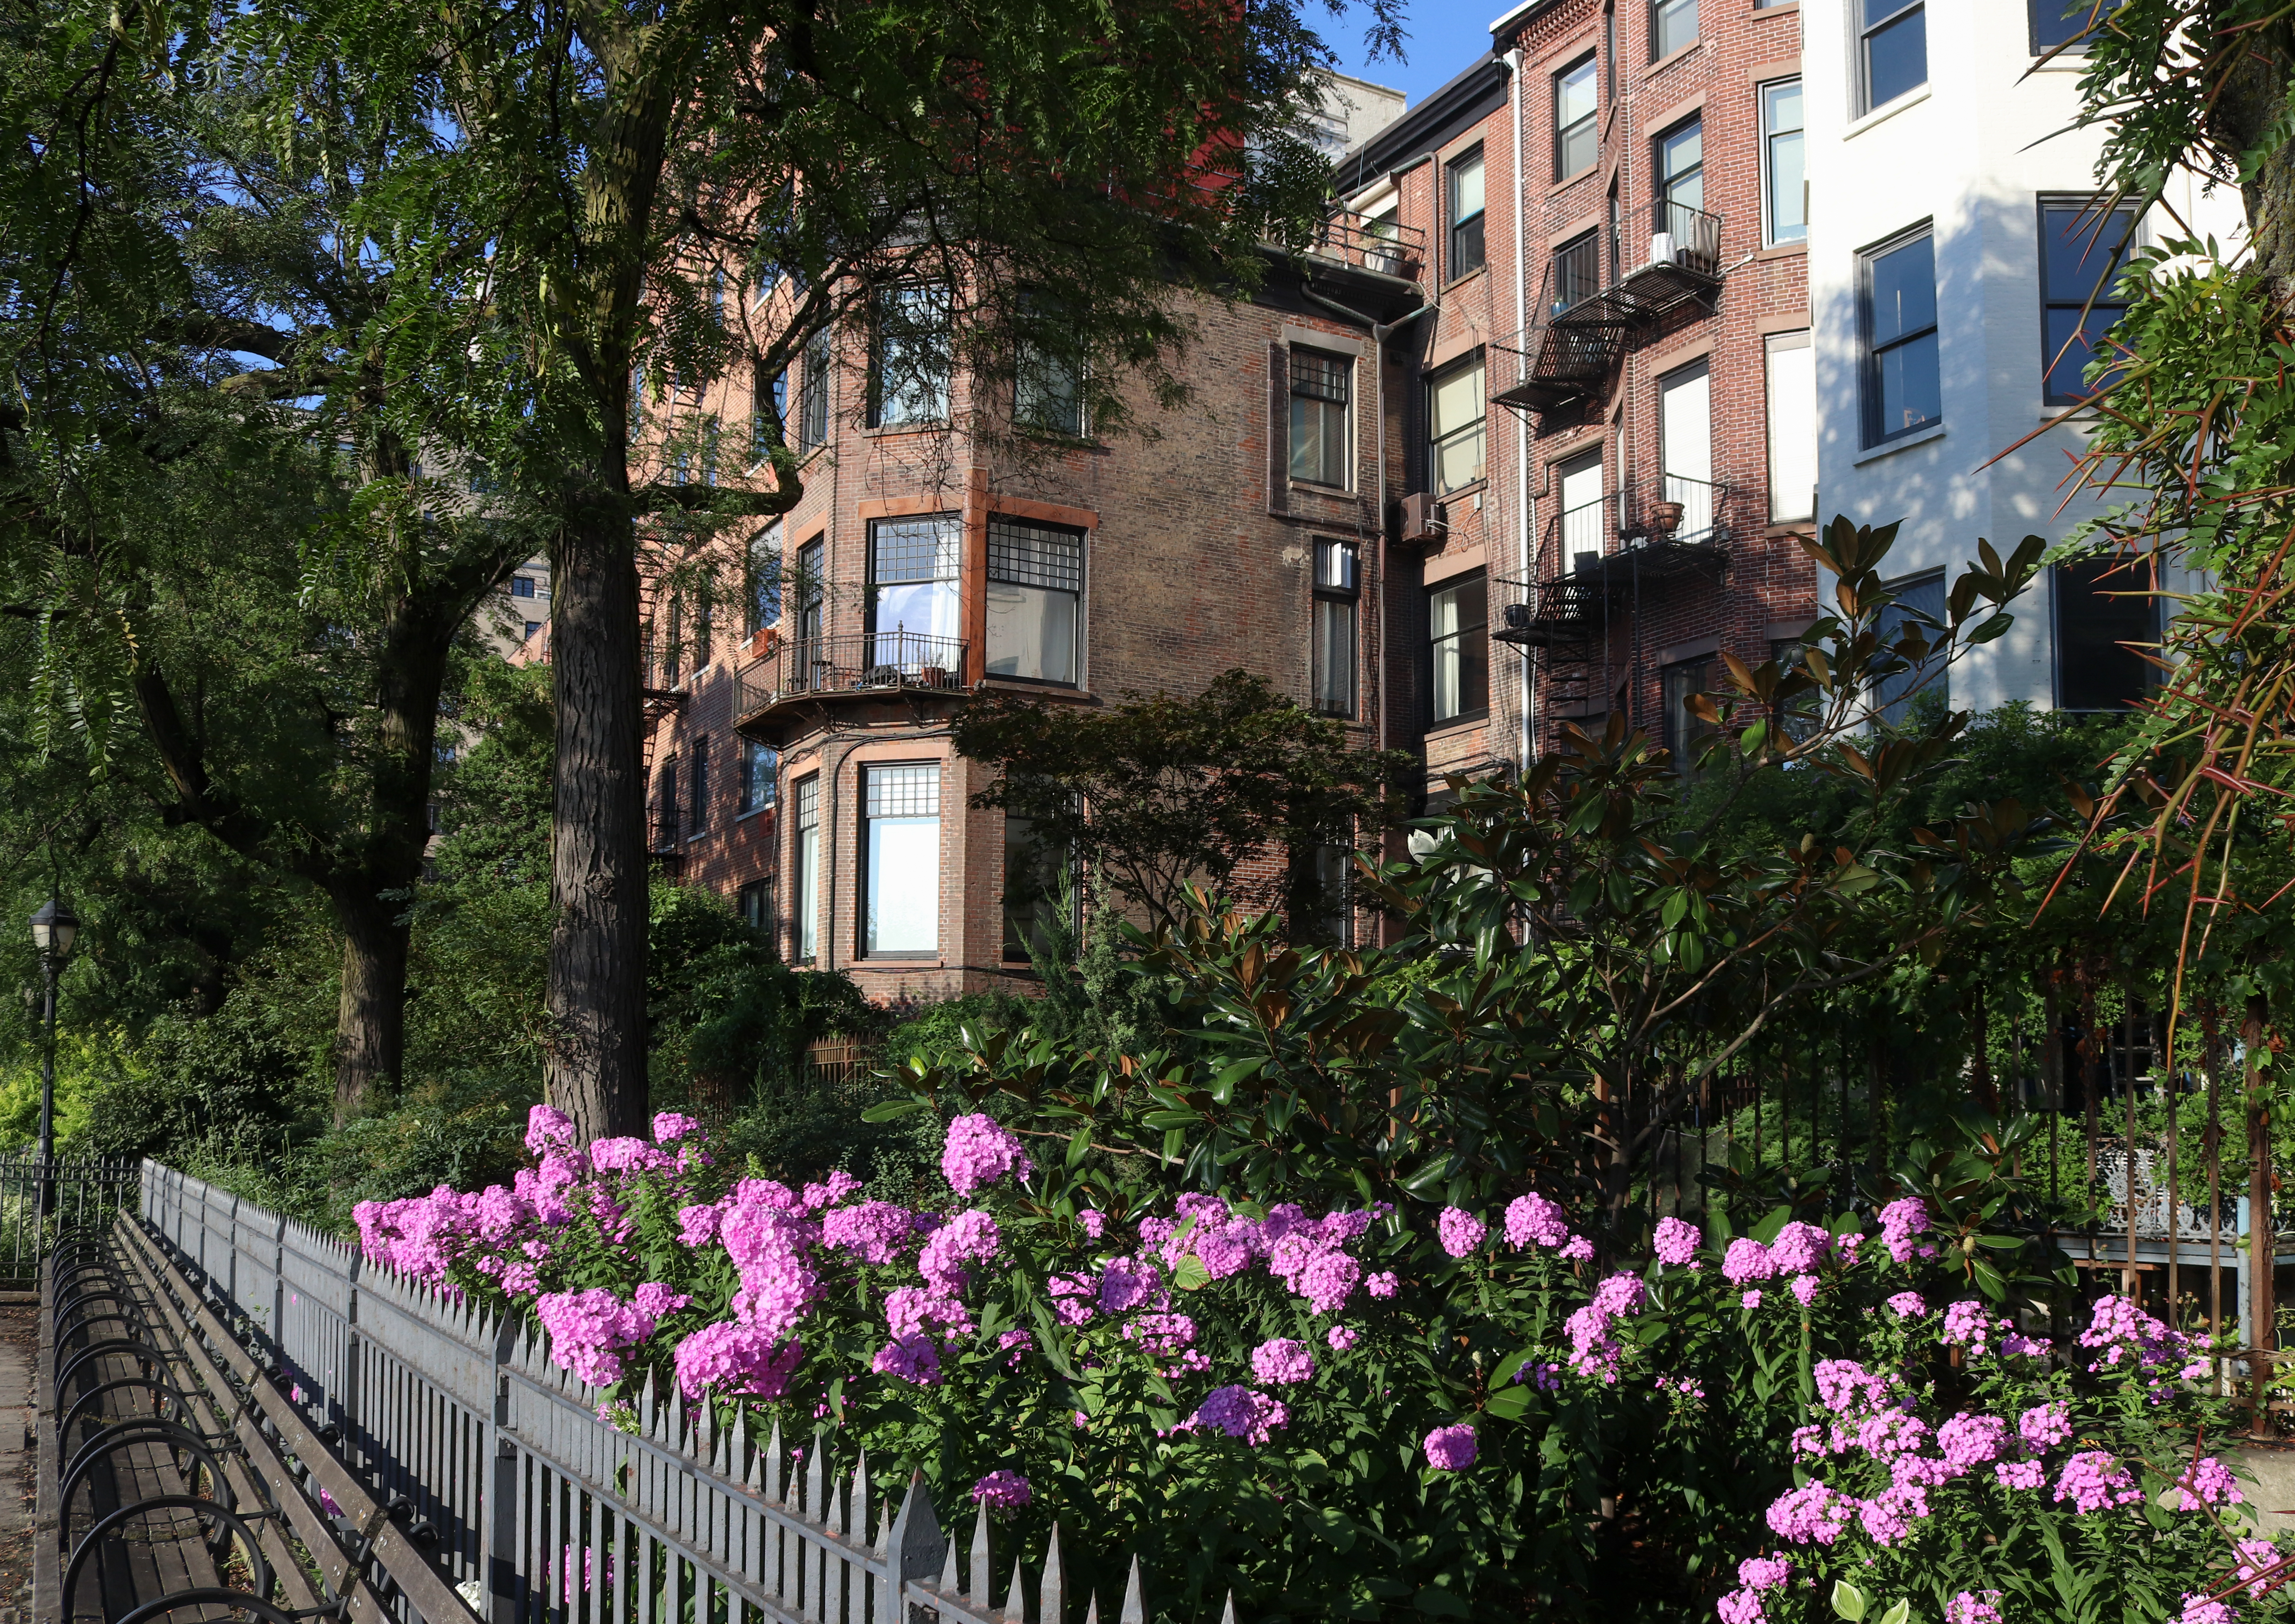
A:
[[0, 1301, 38, 1623]]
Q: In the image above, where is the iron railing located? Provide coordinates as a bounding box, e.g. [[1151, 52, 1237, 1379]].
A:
[[737, 631, 969, 720], [0, 1156, 140, 1285], [137, 1161, 1181, 1624], [1299, 207, 1426, 277]]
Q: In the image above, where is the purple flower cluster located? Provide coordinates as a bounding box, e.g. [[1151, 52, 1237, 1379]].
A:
[[1878, 1197, 1930, 1263], [1653, 1216, 1702, 1268], [1251, 1338, 1316, 1385], [941, 1114, 1034, 1197], [673, 1323, 802, 1400], [1564, 1273, 1648, 1383], [535, 1287, 665, 1388], [1716, 1552, 1792, 1624], [971, 1470, 1031, 1510], [1504, 1192, 1573, 1250], [1945, 1591, 2003, 1624], [2178, 1457, 2243, 1508], [1190, 1385, 1288, 1446], [2077, 1294, 2207, 1386], [1437, 1207, 1487, 1258], [2053, 1450, 2145, 1513], [1423, 1423, 1478, 1471]]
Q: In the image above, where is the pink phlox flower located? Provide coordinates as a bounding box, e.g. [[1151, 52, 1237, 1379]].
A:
[[673, 1325, 801, 1400], [676, 1202, 723, 1249], [1878, 1197, 1929, 1263], [1192, 1221, 1257, 1280], [1592, 1273, 1647, 1316], [1885, 1291, 1925, 1319], [1504, 1191, 1572, 1250], [1516, 1361, 1563, 1391], [650, 1111, 701, 1145], [2018, 1402, 2072, 1450], [1813, 1359, 1887, 1415], [1437, 1207, 1487, 1258], [731, 1250, 821, 1341], [1854, 1408, 1929, 1459], [885, 1286, 974, 1342], [2181, 1597, 2235, 1624], [534, 1287, 657, 1388], [1790, 1274, 1820, 1306], [1739, 1556, 1791, 1593], [1856, 1483, 1929, 1546], [919, 1210, 1002, 1295], [1365, 1270, 1399, 1299], [1251, 1337, 1316, 1385], [941, 1114, 1034, 1197], [2237, 1539, 2287, 1593], [1941, 1299, 1993, 1352], [872, 1336, 943, 1385], [1079, 1209, 1108, 1240], [1189, 1385, 1288, 1446], [1789, 1424, 1830, 1459], [821, 1200, 920, 1266], [525, 1104, 576, 1157], [1096, 1255, 1166, 1315], [1049, 1273, 1096, 1326], [1765, 1481, 1853, 1545], [2178, 1456, 2244, 1508], [1722, 1238, 1776, 1285], [996, 1329, 1034, 1367], [1559, 1236, 1597, 1263], [1653, 1215, 1702, 1267], [1946, 1592, 2003, 1624], [1122, 1314, 1196, 1357], [972, 1470, 1031, 1510], [1326, 1324, 1359, 1351], [1298, 1251, 1363, 1316], [588, 1135, 672, 1174], [631, 1283, 689, 1320], [800, 1170, 864, 1213], [1994, 1459, 2046, 1490], [2076, 1294, 2196, 1381], [1936, 1413, 2009, 1474], [1565, 1305, 1623, 1382], [1741, 1291, 1763, 1309], [1423, 1423, 1478, 1471], [1769, 1222, 1831, 1275], [2054, 1450, 2143, 1513], [1890, 1453, 1953, 1490], [1717, 1591, 1765, 1624]]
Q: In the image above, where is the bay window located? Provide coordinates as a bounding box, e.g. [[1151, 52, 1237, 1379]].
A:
[[862, 764, 941, 957]]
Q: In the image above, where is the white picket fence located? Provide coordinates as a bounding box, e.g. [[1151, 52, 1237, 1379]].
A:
[[140, 1161, 1168, 1624]]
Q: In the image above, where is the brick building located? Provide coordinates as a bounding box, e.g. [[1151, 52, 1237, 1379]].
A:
[[1335, 0, 1817, 780]]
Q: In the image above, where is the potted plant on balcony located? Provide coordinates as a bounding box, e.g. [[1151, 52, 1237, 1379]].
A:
[[1649, 499, 1685, 536], [920, 663, 951, 688]]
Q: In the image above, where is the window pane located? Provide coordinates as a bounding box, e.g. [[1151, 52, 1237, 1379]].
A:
[[1557, 61, 1597, 133], [1430, 361, 1484, 438], [986, 583, 1078, 682], [2042, 206, 2136, 302], [1555, 235, 1600, 307], [1876, 330, 1941, 436], [1429, 578, 1487, 722], [1873, 572, 1946, 725], [2031, 0, 2098, 51], [1435, 424, 1486, 494], [2055, 559, 2154, 710], [865, 766, 940, 954], [1864, 7, 1927, 108], [1559, 118, 1598, 180], [2045, 305, 2128, 400], [1290, 353, 1350, 487], [1316, 538, 1358, 592], [873, 286, 951, 425], [1662, 658, 1712, 775], [1764, 81, 1806, 243], [1765, 333, 1816, 521], [1654, 0, 1697, 60], [1450, 154, 1485, 223], [794, 776, 820, 963], [870, 516, 962, 643], [1313, 595, 1357, 716], [1003, 814, 1066, 961], [1869, 235, 1937, 347]]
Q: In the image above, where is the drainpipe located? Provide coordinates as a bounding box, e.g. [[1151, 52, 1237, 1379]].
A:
[[1507, 47, 1534, 770]]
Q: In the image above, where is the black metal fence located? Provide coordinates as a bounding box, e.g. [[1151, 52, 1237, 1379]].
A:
[[0, 1155, 141, 1286]]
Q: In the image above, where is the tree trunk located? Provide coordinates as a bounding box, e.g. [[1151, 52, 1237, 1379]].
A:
[[546, 507, 651, 1143], [332, 890, 409, 1122]]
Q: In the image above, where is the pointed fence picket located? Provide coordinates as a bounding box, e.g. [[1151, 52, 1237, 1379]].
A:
[[135, 1160, 1214, 1624]]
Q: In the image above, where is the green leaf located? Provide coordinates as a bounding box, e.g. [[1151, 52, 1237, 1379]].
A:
[[1172, 1253, 1211, 1291], [1414, 1587, 1472, 1618], [1833, 1581, 1868, 1621], [860, 1098, 928, 1123], [1482, 1385, 1532, 1421], [1878, 1600, 1910, 1624]]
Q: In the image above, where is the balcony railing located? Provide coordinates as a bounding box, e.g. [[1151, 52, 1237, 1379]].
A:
[[1297, 207, 1426, 277], [737, 630, 970, 722]]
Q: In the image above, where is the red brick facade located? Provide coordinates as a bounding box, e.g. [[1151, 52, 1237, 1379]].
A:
[[630, 0, 1816, 1002]]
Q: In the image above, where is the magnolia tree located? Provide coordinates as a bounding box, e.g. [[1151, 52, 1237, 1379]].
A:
[[359, 1108, 2292, 1622]]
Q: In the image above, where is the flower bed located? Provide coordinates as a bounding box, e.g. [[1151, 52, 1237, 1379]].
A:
[[354, 1107, 2290, 1622]]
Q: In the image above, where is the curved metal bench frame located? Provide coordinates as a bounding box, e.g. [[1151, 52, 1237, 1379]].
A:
[[62, 1494, 275, 1620], [117, 1586, 303, 1624], [60, 1376, 197, 1451], [58, 1422, 236, 1522], [55, 1337, 163, 1404]]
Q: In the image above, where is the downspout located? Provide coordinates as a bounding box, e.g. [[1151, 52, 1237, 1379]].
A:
[[1507, 47, 1534, 770]]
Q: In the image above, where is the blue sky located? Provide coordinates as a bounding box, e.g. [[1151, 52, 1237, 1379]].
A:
[[1324, 0, 1497, 106]]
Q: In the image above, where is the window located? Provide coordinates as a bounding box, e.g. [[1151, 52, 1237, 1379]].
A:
[[1859, 0, 1927, 115], [656, 754, 680, 848], [1652, 0, 1696, 59], [1762, 80, 1806, 246], [511, 576, 536, 598], [754, 364, 787, 460], [792, 775, 820, 963], [797, 329, 831, 450], [1311, 843, 1356, 947], [1656, 117, 1704, 235], [739, 879, 774, 937], [1289, 348, 1351, 487], [869, 285, 951, 427], [1770, 639, 1820, 741], [1555, 58, 1599, 181], [1604, 5, 1618, 100], [2054, 559, 2155, 711], [1428, 575, 1488, 724], [2041, 201, 2138, 404], [1312, 540, 1359, 718], [1428, 357, 1486, 494], [1764, 331, 1816, 522], [1862, 228, 1941, 445], [1016, 296, 1085, 436], [524, 620, 542, 640], [1448, 151, 1486, 276], [794, 538, 825, 651], [747, 524, 783, 636], [1553, 233, 1601, 312], [868, 516, 961, 665], [1002, 814, 1068, 962], [862, 764, 940, 957], [694, 594, 713, 668], [739, 738, 777, 815], [1661, 658, 1712, 776], [1557, 451, 1605, 567], [2031, 0, 2100, 53], [662, 592, 684, 683], [1872, 571, 1946, 726], [987, 518, 1082, 684], [688, 734, 711, 834], [1658, 361, 1714, 543]]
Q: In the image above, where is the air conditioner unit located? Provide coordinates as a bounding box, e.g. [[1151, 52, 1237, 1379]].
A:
[[1647, 231, 1679, 267], [1400, 492, 1445, 545]]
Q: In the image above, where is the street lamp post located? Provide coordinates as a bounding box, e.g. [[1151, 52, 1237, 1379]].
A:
[[29, 897, 78, 1219]]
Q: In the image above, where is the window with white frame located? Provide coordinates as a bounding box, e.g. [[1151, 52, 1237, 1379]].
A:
[[986, 518, 1082, 684], [1448, 151, 1486, 276], [863, 764, 941, 957], [869, 285, 952, 426], [1555, 57, 1598, 181], [1428, 357, 1486, 494], [1312, 539, 1359, 718], [1762, 79, 1805, 246], [792, 775, 820, 963], [1764, 331, 1816, 522]]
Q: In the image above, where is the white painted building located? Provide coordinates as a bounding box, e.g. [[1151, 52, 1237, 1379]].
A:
[[1802, 0, 2242, 718]]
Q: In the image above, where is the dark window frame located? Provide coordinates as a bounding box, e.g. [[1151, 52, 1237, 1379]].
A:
[[1859, 224, 1942, 447], [2053, 557, 2158, 712], [2039, 196, 2140, 405], [985, 516, 1086, 687], [1427, 354, 1488, 496], [797, 330, 831, 450], [2030, 0, 2101, 55], [867, 284, 953, 429], [738, 737, 778, 817], [1858, 0, 1928, 117], [1312, 538, 1361, 719], [791, 773, 821, 964], [1650, 0, 1697, 61], [1553, 232, 1601, 311], [1447, 149, 1487, 277], [1288, 347, 1353, 489], [687, 733, 711, 835], [1427, 572, 1490, 727], [1872, 569, 1947, 727]]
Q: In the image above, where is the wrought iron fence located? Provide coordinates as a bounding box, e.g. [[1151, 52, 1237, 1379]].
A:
[[0, 1155, 140, 1286], [737, 631, 969, 720], [138, 1160, 1172, 1624]]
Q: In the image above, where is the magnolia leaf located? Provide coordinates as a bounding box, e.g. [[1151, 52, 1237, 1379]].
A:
[[1833, 1581, 1868, 1622], [1878, 1600, 1910, 1624]]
